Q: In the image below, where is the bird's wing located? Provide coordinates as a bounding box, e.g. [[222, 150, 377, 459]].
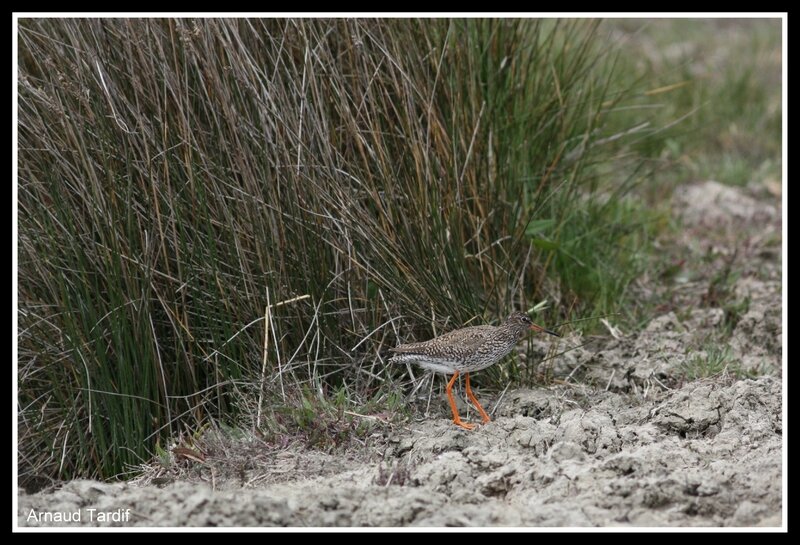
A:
[[390, 325, 493, 355]]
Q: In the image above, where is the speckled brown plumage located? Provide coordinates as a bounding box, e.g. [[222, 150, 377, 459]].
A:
[[390, 311, 559, 430]]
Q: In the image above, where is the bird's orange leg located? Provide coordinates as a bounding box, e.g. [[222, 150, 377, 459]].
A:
[[465, 373, 491, 424], [446, 372, 475, 430]]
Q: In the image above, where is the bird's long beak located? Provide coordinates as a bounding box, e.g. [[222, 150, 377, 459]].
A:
[[530, 323, 561, 337]]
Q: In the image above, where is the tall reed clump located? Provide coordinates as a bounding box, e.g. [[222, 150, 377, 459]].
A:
[[18, 18, 649, 487]]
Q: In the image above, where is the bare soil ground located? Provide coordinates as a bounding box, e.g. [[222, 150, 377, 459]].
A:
[[18, 181, 782, 527]]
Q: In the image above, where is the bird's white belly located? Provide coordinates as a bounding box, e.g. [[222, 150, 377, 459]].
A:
[[392, 354, 461, 374]]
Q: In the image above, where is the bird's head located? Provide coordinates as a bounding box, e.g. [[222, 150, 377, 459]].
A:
[[505, 311, 561, 338]]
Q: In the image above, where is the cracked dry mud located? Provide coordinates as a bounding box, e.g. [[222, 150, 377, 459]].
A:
[[18, 181, 783, 527]]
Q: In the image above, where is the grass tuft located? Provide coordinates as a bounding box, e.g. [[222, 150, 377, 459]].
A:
[[19, 18, 659, 486]]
